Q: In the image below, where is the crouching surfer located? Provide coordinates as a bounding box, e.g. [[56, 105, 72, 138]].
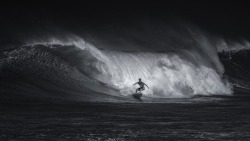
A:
[[133, 78, 149, 93]]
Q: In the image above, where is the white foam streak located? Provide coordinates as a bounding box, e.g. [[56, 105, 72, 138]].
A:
[[217, 39, 250, 52]]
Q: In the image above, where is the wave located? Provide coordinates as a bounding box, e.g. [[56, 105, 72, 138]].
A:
[[219, 48, 250, 89], [0, 36, 233, 102]]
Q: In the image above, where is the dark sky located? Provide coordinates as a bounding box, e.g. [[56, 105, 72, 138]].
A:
[[1, 0, 250, 43]]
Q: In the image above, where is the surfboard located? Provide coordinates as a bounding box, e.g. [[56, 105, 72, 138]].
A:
[[132, 93, 143, 99]]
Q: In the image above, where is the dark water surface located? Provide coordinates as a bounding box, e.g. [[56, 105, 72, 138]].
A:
[[0, 95, 250, 141]]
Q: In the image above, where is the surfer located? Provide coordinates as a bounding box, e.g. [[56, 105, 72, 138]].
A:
[[133, 78, 149, 93]]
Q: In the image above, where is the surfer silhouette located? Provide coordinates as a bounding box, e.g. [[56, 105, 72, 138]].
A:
[[133, 78, 149, 93]]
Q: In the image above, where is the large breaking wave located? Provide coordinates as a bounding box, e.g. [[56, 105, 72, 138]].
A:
[[0, 42, 230, 100], [2, 26, 250, 102]]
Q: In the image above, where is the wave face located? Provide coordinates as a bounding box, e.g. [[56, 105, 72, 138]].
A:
[[0, 35, 234, 102], [219, 48, 250, 89]]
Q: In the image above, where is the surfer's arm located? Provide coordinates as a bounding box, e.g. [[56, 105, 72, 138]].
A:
[[145, 84, 149, 89], [133, 82, 138, 85]]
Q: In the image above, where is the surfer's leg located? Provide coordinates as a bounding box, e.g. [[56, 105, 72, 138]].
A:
[[136, 88, 139, 93], [139, 87, 143, 93]]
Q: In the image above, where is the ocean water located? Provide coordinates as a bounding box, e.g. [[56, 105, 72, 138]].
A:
[[1, 28, 250, 140], [0, 93, 250, 140]]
